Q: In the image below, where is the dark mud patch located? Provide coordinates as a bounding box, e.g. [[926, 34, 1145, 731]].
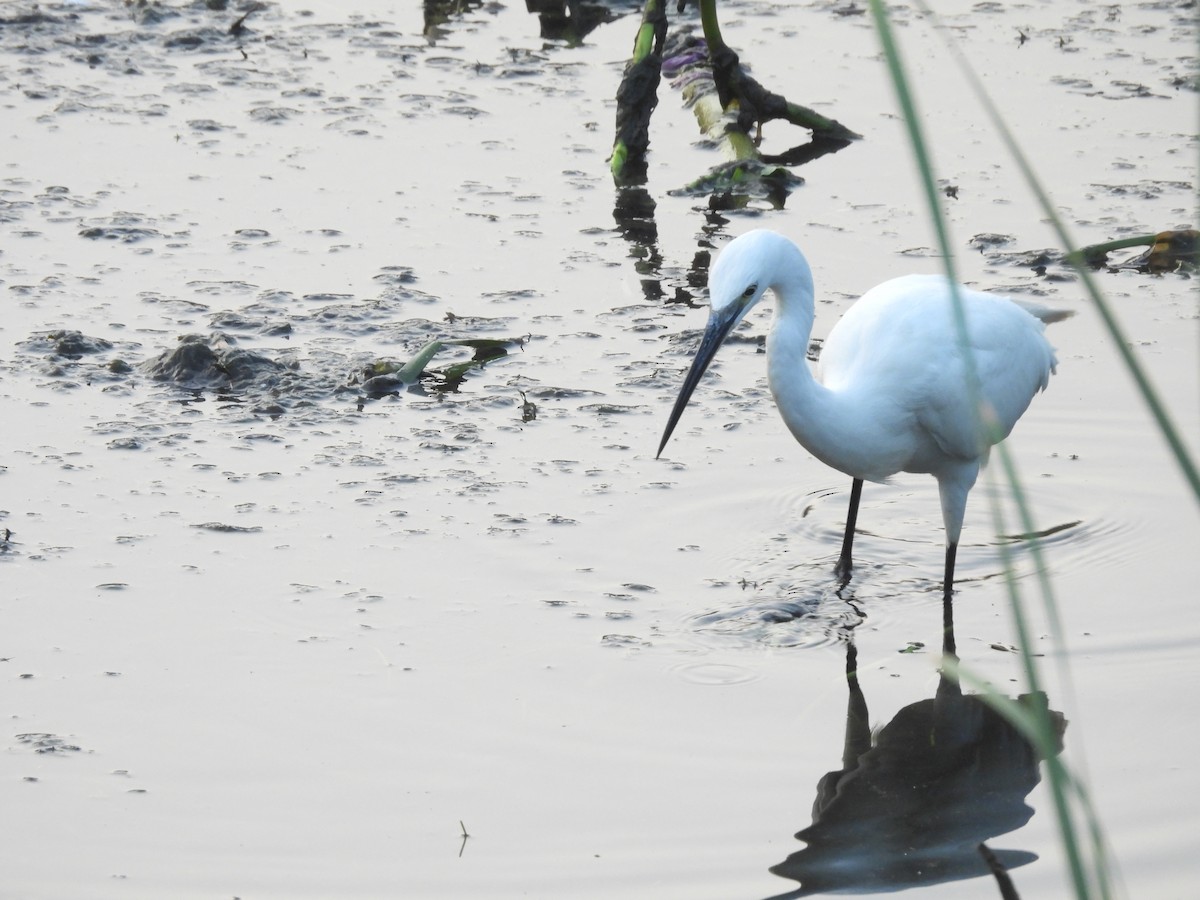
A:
[[20, 330, 115, 359], [14, 733, 84, 754], [14, 311, 534, 416], [142, 332, 296, 390]]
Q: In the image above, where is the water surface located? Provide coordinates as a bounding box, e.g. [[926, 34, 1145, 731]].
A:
[[1, 1, 1197, 898]]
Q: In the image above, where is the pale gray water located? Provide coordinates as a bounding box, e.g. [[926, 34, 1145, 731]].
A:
[[1, 1, 1197, 898]]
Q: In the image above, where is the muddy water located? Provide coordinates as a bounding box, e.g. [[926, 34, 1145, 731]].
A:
[[1, 1, 1197, 898]]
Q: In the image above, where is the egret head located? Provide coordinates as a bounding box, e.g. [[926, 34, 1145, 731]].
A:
[[656, 230, 812, 458]]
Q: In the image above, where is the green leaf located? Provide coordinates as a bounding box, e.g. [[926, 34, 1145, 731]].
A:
[[395, 339, 444, 385]]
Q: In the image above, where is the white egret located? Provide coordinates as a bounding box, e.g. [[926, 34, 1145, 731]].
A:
[[657, 229, 1062, 601]]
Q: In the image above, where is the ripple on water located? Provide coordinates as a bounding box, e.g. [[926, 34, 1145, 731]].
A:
[[667, 472, 1141, 648], [943, 478, 1149, 598], [666, 661, 763, 686], [742, 475, 1143, 595]]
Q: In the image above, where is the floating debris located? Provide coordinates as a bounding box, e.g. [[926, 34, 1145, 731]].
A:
[[1078, 229, 1199, 273]]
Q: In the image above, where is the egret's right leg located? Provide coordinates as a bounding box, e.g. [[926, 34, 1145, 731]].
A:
[[942, 543, 958, 655], [834, 478, 864, 581]]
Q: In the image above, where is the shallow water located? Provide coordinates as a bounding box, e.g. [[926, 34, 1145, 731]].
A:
[[1, 1, 1198, 898]]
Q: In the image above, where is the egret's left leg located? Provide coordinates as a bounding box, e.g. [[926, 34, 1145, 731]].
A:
[[942, 541, 958, 602], [834, 478, 864, 581]]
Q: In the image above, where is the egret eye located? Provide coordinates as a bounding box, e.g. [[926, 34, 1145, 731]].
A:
[[742, 284, 757, 299]]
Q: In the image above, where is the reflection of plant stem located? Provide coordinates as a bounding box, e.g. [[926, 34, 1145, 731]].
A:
[[611, 0, 858, 184], [978, 843, 1022, 900]]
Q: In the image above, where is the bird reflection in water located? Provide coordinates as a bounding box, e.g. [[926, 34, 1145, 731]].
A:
[[765, 601, 1066, 899]]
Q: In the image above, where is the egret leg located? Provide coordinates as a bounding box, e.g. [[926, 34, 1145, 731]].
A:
[[942, 541, 958, 602], [834, 478, 864, 581], [941, 562, 957, 657]]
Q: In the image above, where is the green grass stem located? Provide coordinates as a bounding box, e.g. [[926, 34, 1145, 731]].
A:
[[866, 2, 1128, 897]]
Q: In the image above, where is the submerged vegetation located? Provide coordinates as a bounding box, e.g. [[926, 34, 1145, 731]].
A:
[[610, 0, 858, 195], [359, 337, 521, 397]]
